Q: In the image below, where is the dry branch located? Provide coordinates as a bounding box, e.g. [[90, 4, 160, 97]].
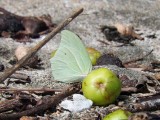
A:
[[0, 84, 80, 120], [0, 88, 62, 93], [121, 87, 138, 93], [0, 8, 83, 83], [0, 98, 23, 113]]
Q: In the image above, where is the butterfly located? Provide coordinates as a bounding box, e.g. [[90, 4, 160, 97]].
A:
[[50, 30, 92, 83]]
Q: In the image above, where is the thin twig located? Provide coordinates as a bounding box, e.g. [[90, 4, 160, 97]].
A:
[[0, 88, 62, 92], [0, 8, 83, 83], [97, 39, 110, 45], [123, 49, 153, 65], [98, 39, 128, 47], [121, 87, 138, 93]]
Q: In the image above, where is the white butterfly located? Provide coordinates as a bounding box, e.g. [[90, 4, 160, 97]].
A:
[[50, 30, 92, 83]]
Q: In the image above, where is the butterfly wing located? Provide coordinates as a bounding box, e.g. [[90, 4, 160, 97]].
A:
[[50, 30, 92, 83]]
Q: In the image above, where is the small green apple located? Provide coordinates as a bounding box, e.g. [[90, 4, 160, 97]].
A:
[[50, 50, 57, 58], [51, 47, 101, 65], [82, 68, 121, 106], [86, 47, 101, 65], [103, 109, 132, 120]]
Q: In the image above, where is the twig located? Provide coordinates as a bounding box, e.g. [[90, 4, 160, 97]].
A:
[[10, 73, 30, 80], [121, 87, 138, 93], [0, 84, 80, 120], [0, 98, 23, 113], [123, 49, 153, 65], [97, 40, 110, 45], [0, 8, 83, 83], [98, 39, 130, 47], [0, 88, 62, 93]]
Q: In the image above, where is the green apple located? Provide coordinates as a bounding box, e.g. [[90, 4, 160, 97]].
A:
[[86, 47, 101, 65], [82, 68, 121, 106], [51, 47, 101, 65], [103, 109, 132, 120], [50, 50, 57, 58]]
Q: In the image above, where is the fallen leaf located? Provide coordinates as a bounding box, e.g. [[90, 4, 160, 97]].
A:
[[0, 7, 56, 42], [15, 46, 40, 68]]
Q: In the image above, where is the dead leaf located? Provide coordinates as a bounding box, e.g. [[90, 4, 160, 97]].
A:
[[0, 7, 56, 42], [155, 73, 160, 80], [15, 46, 40, 68], [101, 23, 143, 44], [114, 23, 144, 40]]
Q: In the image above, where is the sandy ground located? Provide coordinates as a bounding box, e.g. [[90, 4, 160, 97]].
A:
[[0, 0, 160, 119]]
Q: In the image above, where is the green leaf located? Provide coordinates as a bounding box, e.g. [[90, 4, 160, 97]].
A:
[[50, 30, 92, 83]]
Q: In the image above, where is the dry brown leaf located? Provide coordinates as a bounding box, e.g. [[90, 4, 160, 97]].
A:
[[15, 46, 30, 61], [155, 73, 160, 80], [114, 23, 143, 40], [15, 46, 39, 67]]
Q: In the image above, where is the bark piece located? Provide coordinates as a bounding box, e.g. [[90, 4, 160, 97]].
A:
[[127, 94, 160, 112]]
